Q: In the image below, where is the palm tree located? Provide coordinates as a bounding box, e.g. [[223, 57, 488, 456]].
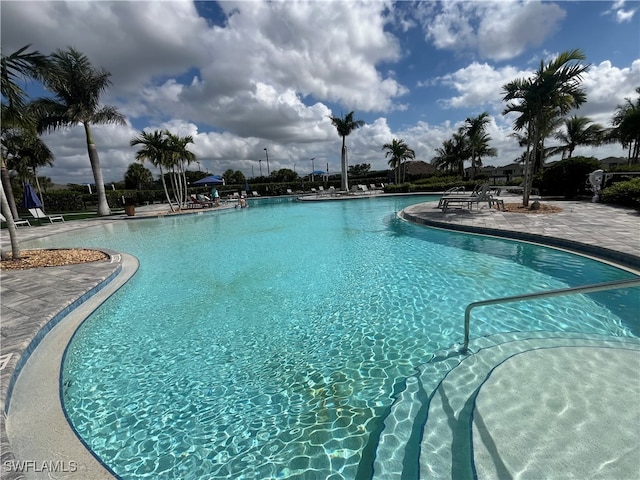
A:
[[130, 130, 176, 211], [503, 49, 589, 205], [610, 87, 640, 163], [2, 129, 54, 209], [329, 111, 365, 191], [124, 163, 154, 190], [550, 115, 604, 159], [1, 45, 50, 224], [1, 44, 50, 130], [164, 131, 196, 206], [461, 112, 496, 177], [32, 47, 126, 216], [432, 133, 468, 176], [382, 138, 415, 184]]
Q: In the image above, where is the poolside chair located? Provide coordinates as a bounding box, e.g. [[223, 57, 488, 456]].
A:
[[28, 208, 64, 223], [251, 191, 260, 197], [286, 189, 293, 195], [0, 213, 31, 227], [440, 184, 495, 212]]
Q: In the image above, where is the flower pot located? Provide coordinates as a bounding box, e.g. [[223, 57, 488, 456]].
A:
[[124, 205, 135, 216]]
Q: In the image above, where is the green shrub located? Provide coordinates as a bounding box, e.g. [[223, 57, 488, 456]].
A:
[[600, 177, 640, 209], [540, 156, 601, 198]]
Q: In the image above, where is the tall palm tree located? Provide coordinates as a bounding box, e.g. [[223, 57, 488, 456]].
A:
[[1, 45, 50, 223], [164, 131, 196, 206], [550, 115, 604, 159], [130, 130, 175, 211], [382, 138, 415, 184], [32, 47, 126, 216], [610, 87, 640, 163], [1, 45, 50, 130], [329, 111, 365, 191], [503, 49, 589, 205]]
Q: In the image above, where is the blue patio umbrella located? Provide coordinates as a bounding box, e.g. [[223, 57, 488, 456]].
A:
[[21, 182, 43, 209], [244, 180, 250, 192], [312, 170, 325, 175], [193, 175, 224, 186]]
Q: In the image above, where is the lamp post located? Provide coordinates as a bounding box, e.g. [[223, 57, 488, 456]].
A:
[[311, 157, 315, 182], [259, 159, 263, 177], [264, 147, 270, 176]]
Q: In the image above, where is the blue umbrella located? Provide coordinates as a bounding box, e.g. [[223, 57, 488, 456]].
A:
[[312, 170, 325, 175], [21, 182, 43, 209], [244, 180, 250, 192], [193, 175, 224, 186]]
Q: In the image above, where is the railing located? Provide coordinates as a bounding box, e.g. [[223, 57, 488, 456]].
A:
[[462, 278, 640, 353]]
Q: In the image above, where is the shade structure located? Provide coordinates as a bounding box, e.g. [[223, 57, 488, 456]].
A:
[[193, 175, 224, 186], [21, 182, 43, 209], [312, 170, 325, 175]]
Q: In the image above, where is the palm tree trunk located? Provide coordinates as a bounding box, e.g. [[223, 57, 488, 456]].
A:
[[524, 121, 539, 207], [340, 136, 348, 191], [159, 166, 175, 212], [1, 164, 20, 220], [84, 123, 111, 216], [0, 181, 21, 260]]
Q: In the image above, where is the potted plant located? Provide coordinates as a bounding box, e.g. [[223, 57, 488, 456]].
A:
[[123, 197, 136, 216]]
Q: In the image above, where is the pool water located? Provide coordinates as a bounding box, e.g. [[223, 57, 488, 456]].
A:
[[31, 196, 637, 479]]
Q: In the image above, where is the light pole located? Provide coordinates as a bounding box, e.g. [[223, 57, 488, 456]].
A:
[[259, 159, 263, 177], [293, 164, 296, 173], [311, 157, 315, 182], [264, 147, 270, 176]]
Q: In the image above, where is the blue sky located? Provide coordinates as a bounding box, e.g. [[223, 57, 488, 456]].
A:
[[2, 1, 639, 184]]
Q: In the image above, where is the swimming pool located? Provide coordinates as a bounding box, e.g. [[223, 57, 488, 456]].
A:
[[30, 196, 638, 479]]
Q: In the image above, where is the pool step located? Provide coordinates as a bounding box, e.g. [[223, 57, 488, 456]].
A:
[[372, 331, 640, 480]]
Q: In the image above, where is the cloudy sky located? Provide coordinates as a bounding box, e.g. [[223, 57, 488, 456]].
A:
[[2, 0, 639, 185]]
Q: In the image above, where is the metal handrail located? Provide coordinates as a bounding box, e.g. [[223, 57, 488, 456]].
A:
[[462, 278, 640, 352]]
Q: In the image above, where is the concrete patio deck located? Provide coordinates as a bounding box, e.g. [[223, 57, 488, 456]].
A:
[[1, 197, 638, 479]]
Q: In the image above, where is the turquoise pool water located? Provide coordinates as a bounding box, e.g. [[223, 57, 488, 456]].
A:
[[31, 196, 638, 479]]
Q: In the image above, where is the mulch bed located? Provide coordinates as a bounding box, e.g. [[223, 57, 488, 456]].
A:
[[501, 202, 563, 214], [0, 249, 109, 270]]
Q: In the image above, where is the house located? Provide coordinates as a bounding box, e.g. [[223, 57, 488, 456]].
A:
[[404, 161, 436, 179], [599, 157, 628, 170]]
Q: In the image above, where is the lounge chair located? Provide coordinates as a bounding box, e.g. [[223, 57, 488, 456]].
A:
[[0, 213, 31, 227], [286, 189, 293, 195], [28, 208, 64, 223], [440, 184, 496, 212], [251, 191, 260, 197]]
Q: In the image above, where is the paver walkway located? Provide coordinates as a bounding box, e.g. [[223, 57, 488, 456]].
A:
[[0, 197, 638, 479]]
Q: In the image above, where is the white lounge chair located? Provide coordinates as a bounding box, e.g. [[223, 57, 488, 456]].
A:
[[286, 189, 293, 195], [251, 191, 260, 197], [0, 213, 31, 227], [28, 208, 64, 223]]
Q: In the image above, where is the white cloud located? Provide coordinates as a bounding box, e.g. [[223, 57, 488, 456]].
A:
[[435, 62, 532, 111], [604, 0, 637, 23], [415, 1, 566, 61]]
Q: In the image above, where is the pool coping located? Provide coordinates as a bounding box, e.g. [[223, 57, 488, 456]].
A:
[[2, 253, 138, 480]]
